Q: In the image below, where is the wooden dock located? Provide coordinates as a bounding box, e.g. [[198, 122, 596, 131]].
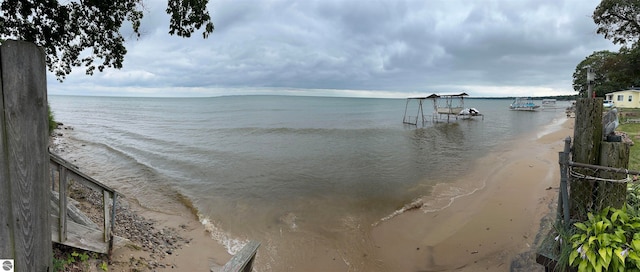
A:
[[402, 93, 483, 125]]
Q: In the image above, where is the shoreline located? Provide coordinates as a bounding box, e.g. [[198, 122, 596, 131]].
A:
[[51, 115, 573, 271], [50, 127, 232, 271], [370, 117, 574, 271]]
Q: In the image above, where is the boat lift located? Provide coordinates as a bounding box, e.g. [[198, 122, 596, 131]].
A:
[[402, 92, 483, 125]]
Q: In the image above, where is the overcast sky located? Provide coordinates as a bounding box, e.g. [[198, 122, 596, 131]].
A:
[[48, 0, 620, 98]]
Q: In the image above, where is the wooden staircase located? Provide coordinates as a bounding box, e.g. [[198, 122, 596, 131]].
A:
[[49, 152, 124, 254]]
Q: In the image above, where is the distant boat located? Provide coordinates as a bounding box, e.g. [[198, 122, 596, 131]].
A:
[[542, 99, 556, 107], [459, 108, 481, 116], [509, 97, 540, 111], [541, 99, 563, 110]]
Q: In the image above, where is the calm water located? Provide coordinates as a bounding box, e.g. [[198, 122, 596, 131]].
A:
[[48, 95, 568, 270]]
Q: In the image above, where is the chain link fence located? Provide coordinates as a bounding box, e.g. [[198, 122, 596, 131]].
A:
[[536, 137, 640, 270]]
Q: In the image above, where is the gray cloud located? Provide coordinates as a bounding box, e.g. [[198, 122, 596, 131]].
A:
[[49, 0, 620, 97]]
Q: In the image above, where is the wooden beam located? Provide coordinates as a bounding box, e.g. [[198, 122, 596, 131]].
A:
[[103, 190, 110, 242], [50, 191, 100, 230], [59, 167, 68, 243], [50, 152, 117, 195], [595, 142, 630, 210], [51, 216, 108, 254], [570, 98, 603, 222], [221, 241, 260, 272], [0, 40, 52, 271]]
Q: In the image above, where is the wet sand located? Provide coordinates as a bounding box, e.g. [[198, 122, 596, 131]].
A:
[[101, 198, 231, 271], [371, 118, 573, 271]]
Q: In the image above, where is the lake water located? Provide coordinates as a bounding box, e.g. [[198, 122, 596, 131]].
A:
[[48, 95, 569, 271]]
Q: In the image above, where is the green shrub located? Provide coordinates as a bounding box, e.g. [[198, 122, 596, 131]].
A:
[[48, 103, 57, 134], [568, 206, 640, 271]]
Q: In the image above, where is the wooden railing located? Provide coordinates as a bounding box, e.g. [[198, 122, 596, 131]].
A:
[[221, 241, 260, 272], [49, 152, 119, 254]]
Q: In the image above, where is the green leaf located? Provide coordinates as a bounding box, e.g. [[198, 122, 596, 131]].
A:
[[612, 210, 621, 223], [576, 222, 589, 231], [599, 247, 611, 269], [633, 240, 640, 251], [615, 247, 626, 265], [579, 259, 588, 271], [588, 250, 598, 269], [603, 234, 612, 246], [571, 234, 583, 243], [595, 260, 603, 272], [570, 249, 579, 265], [596, 221, 605, 234]]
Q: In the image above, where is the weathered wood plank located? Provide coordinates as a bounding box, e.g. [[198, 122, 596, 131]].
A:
[[59, 167, 68, 243], [51, 216, 108, 254], [50, 152, 117, 194], [103, 190, 110, 242], [0, 40, 52, 271], [596, 142, 630, 210], [570, 98, 603, 222], [0, 36, 13, 266], [221, 241, 260, 272], [50, 191, 100, 230]]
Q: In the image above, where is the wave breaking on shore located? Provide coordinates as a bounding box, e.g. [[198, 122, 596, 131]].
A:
[[373, 180, 487, 227]]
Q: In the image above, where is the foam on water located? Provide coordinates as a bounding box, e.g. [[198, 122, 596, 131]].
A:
[[200, 216, 247, 255]]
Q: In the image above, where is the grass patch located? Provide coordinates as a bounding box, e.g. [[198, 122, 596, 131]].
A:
[[48, 102, 58, 134], [616, 108, 640, 171]]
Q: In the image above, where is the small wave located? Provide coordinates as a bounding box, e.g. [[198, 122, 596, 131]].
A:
[[373, 183, 485, 227], [222, 126, 397, 137], [536, 114, 569, 139], [373, 198, 425, 226], [176, 191, 200, 218], [200, 216, 248, 255]]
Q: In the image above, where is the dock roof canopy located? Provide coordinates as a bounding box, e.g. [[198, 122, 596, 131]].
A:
[[408, 92, 468, 100]]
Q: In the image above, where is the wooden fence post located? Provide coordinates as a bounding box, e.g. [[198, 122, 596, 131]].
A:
[[596, 142, 630, 210], [0, 40, 52, 271], [570, 98, 603, 221]]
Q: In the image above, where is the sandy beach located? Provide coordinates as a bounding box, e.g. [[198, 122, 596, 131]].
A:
[[52, 115, 574, 271]]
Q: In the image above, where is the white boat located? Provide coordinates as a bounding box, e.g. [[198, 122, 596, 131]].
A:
[[541, 98, 565, 110], [541, 99, 557, 108], [510, 97, 540, 111], [459, 108, 481, 116]]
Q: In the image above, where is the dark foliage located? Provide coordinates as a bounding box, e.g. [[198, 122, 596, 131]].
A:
[[0, 0, 214, 80], [593, 0, 640, 46]]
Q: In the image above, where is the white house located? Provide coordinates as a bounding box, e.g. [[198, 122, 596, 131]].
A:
[[605, 88, 640, 108]]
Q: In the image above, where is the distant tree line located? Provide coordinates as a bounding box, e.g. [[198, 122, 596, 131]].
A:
[[573, 0, 640, 97], [468, 95, 578, 101]]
